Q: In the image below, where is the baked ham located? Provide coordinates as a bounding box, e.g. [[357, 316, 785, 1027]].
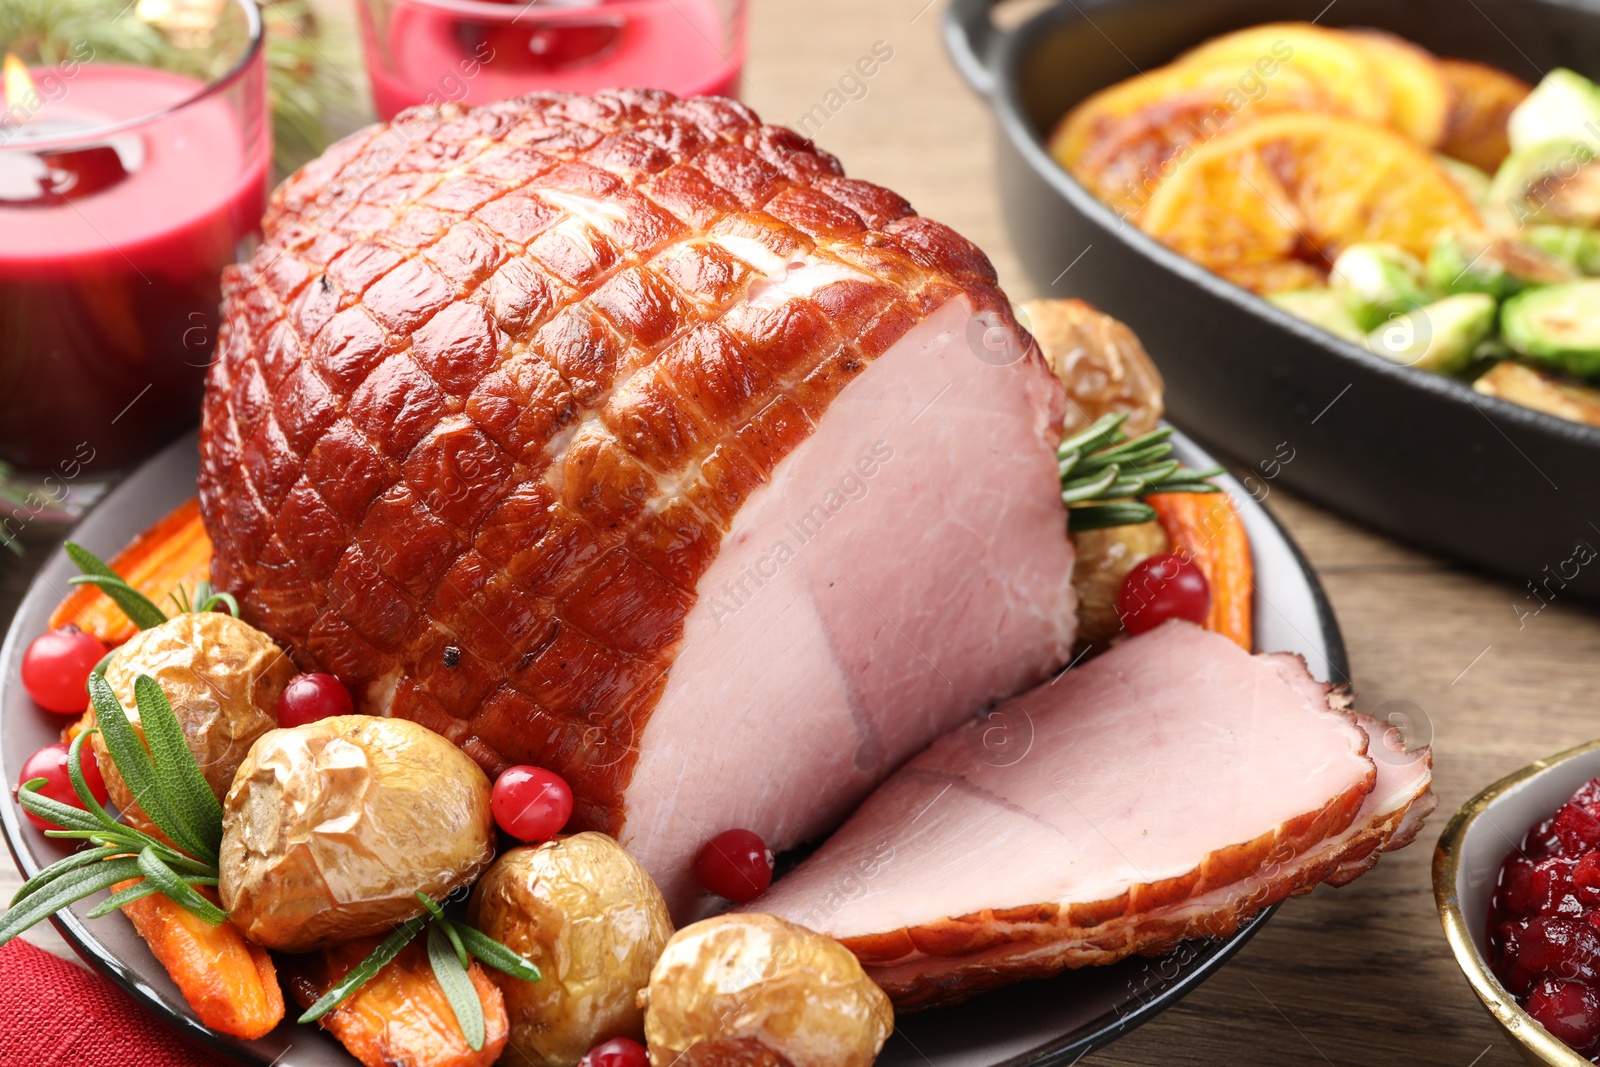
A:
[[755, 623, 1435, 1009], [196, 90, 1077, 916]]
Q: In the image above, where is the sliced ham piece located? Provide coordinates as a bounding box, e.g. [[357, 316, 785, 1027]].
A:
[[196, 89, 1076, 917], [756, 623, 1434, 1009]]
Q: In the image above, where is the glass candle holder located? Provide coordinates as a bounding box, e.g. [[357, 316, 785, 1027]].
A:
[[357, 0, 747, 121], [0, 0, 269, 476]]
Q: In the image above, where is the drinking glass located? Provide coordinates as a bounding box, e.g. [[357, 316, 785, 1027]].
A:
[[0, 0, 269, 487], [356, 0, 747, 120]]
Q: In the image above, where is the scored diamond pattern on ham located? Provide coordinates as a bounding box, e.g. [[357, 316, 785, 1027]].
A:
[[198, 89, 1077, 915]]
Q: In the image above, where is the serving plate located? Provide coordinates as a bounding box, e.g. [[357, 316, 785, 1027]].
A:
[[947, 0, 1600, 601], [1, 430, 1346, 1066]]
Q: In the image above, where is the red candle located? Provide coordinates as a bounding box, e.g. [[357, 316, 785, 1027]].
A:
[[360, 0, 744, 121], [0, 53, 268, 472]]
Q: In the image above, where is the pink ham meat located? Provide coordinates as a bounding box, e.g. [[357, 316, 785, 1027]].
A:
[[197, 90, 1077, 918], [756, 622, 1435, 1009]]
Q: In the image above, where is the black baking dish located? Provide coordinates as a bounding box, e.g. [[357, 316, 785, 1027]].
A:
[[946, 0, 1600, 601]]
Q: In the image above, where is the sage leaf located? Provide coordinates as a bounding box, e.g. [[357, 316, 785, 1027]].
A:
[[87, 674, 209, 862], [133, 674, 222, 857], [428, 923, 485, 1051]]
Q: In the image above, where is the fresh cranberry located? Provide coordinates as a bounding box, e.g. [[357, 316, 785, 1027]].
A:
[[492, 766, 573, 842], [694, 828, 774, 902], [1527, 857, 1585, 919], [16, 741, 108, 830], [1517, 918, 1600, 985], [1528, 978, 1600, 1051], [1530, 817, 1563, 858], [578, 1037, 648, 1067], [1571, 779, 1600, 810], [1497, 920, 1526, 970], [1575, 854, 1600, 906], [21, 626, 108, 714], [1501, 854, 1538, 916], [276, 673, 354, 728], [1117, 553, 1210, 635], [1554, 803, 1600, 855]]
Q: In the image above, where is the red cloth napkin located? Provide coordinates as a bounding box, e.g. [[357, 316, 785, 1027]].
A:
[[0, 937, 219, 1067]]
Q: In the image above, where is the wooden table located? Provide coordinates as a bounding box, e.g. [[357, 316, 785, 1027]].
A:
[[5, 1, 1588, 1063]]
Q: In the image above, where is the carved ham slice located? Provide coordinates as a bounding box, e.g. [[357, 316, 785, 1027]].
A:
[[196, 90, 1076, 916], [756, 623, 1434, 1009]]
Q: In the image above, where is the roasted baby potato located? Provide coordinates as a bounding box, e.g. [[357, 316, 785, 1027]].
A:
[[467, 832, 673, 1067], [220, 715, 494, 952], [642, 914, 891, 1067], [93, 611, 295, 816], [1019, 298, 1164, 438]]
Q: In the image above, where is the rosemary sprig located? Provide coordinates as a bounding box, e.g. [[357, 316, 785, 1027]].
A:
[[299, 892, 540, 1051], [2, 679, 225, 946], [1061, 414, 1224, 532], [63, 542, 167, 630]]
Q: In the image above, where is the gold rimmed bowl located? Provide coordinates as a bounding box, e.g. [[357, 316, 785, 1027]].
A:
[[1434, 740, 1600, 1066]]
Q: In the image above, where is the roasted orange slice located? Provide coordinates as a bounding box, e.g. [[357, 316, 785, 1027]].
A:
[[1173, 23, 1392, 127], [1070, 89, 1322, 217], [1049, 58, 1329, 173], [1138, 112, 1482, 291], [1347, 30, 1451, 146], [1438, 58, 1533, 172]]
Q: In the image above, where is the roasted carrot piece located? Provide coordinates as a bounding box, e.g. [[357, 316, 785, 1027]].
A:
[[49, 497, 213, 645], [287, 938, 508, 1067], [113, 879, 284, 1039], [1147, 491, 1254, 651]]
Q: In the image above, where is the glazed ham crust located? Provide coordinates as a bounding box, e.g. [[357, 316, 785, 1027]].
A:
[[197, 89, 1061, 849]]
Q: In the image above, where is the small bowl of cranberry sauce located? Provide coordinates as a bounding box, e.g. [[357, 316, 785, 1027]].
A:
[[1436, 741, 1600, 1066]]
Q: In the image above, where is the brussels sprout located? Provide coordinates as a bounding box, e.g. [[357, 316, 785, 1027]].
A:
[[1502, 279, 1600, 378], [1364, 293, 1497, 375], [1525, 225, 1600, 274], [1426, 230, 1576, 298], [1266, 289, 1365, 343], [1331, 244, 1433, 332], [1488, 141, 1600, 229], [1507, 69, 1600, 155]]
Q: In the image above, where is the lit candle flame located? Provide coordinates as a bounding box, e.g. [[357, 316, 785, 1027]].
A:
[[4, 54, 40, 114]]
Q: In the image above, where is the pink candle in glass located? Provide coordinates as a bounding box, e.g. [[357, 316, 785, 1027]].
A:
[[0, 46, 268, 472], [359, 0, 745, 121]]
